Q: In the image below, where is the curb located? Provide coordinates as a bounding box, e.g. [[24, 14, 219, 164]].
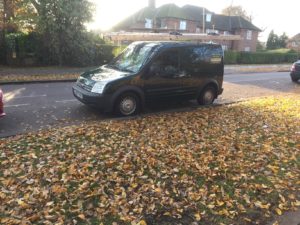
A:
[[0, 71, 291, 85], [0, 79, 77, 85], [224, 69, 290, 75]]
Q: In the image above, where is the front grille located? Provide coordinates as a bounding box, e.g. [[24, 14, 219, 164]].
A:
[[295, 64, 300, 71]]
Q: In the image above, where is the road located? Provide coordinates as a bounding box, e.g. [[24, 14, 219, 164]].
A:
[[0, 72, 299, 137]]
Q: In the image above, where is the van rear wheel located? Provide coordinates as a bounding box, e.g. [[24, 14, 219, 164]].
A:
[[114, 92, 140, 116], [197, 86, 216, 105]]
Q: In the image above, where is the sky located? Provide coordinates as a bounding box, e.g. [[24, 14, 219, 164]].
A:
[[89, 0, 299, 42]]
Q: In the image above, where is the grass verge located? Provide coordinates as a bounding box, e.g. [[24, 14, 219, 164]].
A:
[[0, 96, 299, 225]]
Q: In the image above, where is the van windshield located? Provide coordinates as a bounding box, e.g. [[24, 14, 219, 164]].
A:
[[108, 42, 157, 73]]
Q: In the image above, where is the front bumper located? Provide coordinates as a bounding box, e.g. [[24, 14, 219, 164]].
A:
[[72, 84, 113, 112], [290, 71, 300, 79]]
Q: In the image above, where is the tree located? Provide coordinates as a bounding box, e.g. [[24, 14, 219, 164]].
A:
[[266, 30, 278, 50], [266, 30, 288, 50], [278, 32, 288, 49], [12, 0, 38, 32], [27, 0, 95, 66], [222, 5, 252, 21]]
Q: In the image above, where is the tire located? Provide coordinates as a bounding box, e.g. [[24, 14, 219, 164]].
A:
[[114, 92, 140, 116], [291, 76, 298, 82], [197, 86, 217, 105]]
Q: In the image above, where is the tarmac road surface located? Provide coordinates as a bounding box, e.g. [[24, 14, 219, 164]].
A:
[[0, 72, 299, 137]]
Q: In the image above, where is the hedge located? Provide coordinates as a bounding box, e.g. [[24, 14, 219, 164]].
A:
[[224, 51, 299, 64], [2, 32, 118, 67]]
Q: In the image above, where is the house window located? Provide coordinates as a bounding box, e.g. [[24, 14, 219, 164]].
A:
[[246, 30, 252, 40], [244, 47, 250, 52], [206, 29, 219, 34], [161, 20, 167, 29], [224, 31, 230, 35], [145, 18, 152, 29], [180, 20, 187, 30], [206, 13, 212, 22], [222, 45, 228, 51], [292, 41, 297, 47]]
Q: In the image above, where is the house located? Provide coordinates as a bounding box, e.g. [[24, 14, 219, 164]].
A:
[[111, 0, 261, 52], [287, 34, 300, 52]]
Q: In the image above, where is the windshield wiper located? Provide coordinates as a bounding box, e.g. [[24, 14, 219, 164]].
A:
[[108, 64, 134, 73]]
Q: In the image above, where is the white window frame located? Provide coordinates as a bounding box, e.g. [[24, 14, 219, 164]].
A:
[[244, 47, 250, 52], [179, 20, 187, 30], [206, 29, 219, 34], [222, 45, 228, 51], [246, 30, 252, 40], [145, 18, 152, 29]]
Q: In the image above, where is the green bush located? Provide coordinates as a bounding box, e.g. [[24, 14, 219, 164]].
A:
[[3, 32, 117, 67], [0, 44, 5, 64], [224, 51, 240, 64], [224, 51, 298, 64]]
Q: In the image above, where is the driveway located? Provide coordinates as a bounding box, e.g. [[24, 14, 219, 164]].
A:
[[0, 72, 299, 137]]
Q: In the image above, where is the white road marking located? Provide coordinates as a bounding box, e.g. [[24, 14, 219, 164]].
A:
[[6, 103, 30, 108], [55, 99, 77, 103], [14, 94, 47, 99]]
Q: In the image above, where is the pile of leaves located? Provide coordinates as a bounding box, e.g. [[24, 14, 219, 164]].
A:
[[0, 73, 78, 83], [0, 97, 299, 225]]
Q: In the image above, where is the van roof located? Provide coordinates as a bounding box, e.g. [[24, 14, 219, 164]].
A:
[[133, 41, 222, 49]]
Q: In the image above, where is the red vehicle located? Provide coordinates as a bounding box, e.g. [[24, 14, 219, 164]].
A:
[[0, 88, 5, 117]]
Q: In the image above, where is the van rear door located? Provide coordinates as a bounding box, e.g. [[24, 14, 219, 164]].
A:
[[180, 45, 223, 95]]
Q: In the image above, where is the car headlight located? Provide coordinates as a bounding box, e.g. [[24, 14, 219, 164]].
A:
[[91, 81, 107, 94]]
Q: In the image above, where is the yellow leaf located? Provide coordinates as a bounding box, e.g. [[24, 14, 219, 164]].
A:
[[17, 199, 30, 209], [254, 201, 270, 209], [217, 200, 225, 206], [275, 208, 282, 215], [194, 213, 201, 221], [78, 214, 85, 220], [208, 204, 215, 209], [244, 218, 252, 222], [52, 185, 66, 194], [155, 188, 162, 193], [294, 201, 300, 206], [137, 220, 147, 225]]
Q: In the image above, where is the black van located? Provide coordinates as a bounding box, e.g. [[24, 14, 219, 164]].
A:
[[73, 41, 224, 116]]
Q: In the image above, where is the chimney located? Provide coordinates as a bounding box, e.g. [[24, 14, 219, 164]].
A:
[[149, 0, 155, 8]]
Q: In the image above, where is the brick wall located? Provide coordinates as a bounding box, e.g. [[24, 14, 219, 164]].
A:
[[232, 29, 259, 52]]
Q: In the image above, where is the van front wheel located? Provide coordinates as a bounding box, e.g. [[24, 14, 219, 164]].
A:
[[197, 86, 216, 105], [115, 92, 140, 116]]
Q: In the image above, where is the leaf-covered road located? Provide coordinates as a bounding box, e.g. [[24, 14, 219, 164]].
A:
[[1, 96, 299, 225]]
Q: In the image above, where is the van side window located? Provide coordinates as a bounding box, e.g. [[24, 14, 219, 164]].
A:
[[150, 49, 182, 78], [182, 46, 223, 76]]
